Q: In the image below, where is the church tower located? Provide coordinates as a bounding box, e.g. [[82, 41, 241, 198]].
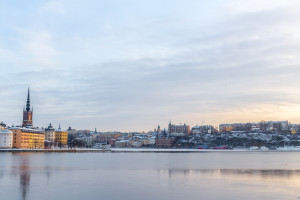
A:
[[22, 88, 33, 127]]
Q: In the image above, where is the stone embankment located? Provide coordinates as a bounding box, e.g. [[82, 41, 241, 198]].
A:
[[0, 148, 110, 153]]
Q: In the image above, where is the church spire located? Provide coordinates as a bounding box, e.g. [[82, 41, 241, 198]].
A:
[[23, 87, 33, 127], [26, 87, 30, 112]]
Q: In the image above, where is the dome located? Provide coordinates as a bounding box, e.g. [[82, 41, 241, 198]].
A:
[[0, 129, 13, 134], [45, 123, 55, 131]]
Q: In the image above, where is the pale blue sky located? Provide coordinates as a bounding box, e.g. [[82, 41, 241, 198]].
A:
[[1, 0, 300, 131]]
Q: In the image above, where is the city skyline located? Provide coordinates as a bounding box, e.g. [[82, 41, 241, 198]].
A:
[[1, 87, 299, 133], [1, 0, 300, 131]]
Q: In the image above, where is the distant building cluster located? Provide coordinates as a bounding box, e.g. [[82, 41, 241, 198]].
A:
[[0, 88, 68, 149], [219, 121, 290, 133]]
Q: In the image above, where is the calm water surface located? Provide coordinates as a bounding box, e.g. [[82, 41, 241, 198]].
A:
[[1, 152, 300, 200]]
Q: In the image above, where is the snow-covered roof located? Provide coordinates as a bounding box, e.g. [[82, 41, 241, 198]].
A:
[[9, 127, 44, 134], [0, 129, 13, 134]]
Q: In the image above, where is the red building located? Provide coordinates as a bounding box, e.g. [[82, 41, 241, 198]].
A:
[[155, 137, 176, 148]]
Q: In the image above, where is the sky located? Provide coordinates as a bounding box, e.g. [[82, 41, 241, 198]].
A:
[[1, 0, 300, 131]]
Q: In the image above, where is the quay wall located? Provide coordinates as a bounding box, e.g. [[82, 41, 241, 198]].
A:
[[0, 149, 110, 153]]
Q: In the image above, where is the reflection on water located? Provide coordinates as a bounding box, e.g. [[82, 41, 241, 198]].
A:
[[9, 153, 52, 200], [221, 169, 300, 177], [167, 168, 300, 178], [1, 152, 300, 200], [19, 157, 30, 200]]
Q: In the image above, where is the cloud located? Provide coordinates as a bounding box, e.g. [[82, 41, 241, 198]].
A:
[[40, 1, 66, 15], [17, 29, 57, 68], [2, 0, 300, 131]]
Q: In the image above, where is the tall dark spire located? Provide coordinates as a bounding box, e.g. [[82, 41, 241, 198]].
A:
[[26, 87, 30, 112], [23, 87, 33, 127]]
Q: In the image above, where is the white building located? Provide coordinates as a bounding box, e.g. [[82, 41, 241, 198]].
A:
[[0, 129, 13, 148], [82, 136, 94, 147], [45, 123, 56, 142]]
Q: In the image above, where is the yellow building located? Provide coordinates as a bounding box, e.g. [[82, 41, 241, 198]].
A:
[[10, 127, 45, 149], [55, 128, 68, 147], [219, 124, 233, 132]]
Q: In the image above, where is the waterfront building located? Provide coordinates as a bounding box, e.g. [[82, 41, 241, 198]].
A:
[[291, 128, 297, 134], [267, 121, 289, 132], [219, 121, 290, 133], [45, 123, 56, 142], [115, 140, 129, 147], [155, 137, 176, 148], [22, 88, 33, 127], [81, 136, 94, 147], [0, 129, 13, 148], [45, 123, 56, 148], [289, 123, 300, 134], [10, 127, 45, 149], [139, 137, 156, 146], [219, 124, 233, 132], [168, 122, 190, 136], [55, 125, 68, 147], [191, 125, 217, 134], [219, 123, 252, 132], [95, 134, 116, 146]]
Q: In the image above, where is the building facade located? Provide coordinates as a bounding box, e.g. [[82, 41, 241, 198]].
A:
[[219, 121, 290, 133], [55, 125, 68, 147], [155, 137, 176, 148], [168, 122, 190, 136], [0, 129, 13, 148], [45, 123, 56, 142], [191, 125, 217, 134], [10, 127, 45, 149]]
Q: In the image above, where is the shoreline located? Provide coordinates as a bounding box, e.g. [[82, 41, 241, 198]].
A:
[[111, 148, 300, 153], [0, 148, 110, 153], [1, 148, 300, 153]]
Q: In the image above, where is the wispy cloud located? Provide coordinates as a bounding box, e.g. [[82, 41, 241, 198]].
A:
[[1, 0, 300, 131]]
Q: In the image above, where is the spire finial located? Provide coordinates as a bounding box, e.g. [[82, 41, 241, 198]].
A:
[[26, 87, 30, 112]]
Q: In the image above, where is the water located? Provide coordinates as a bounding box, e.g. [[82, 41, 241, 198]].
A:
[[1, 152, 300, 200]]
